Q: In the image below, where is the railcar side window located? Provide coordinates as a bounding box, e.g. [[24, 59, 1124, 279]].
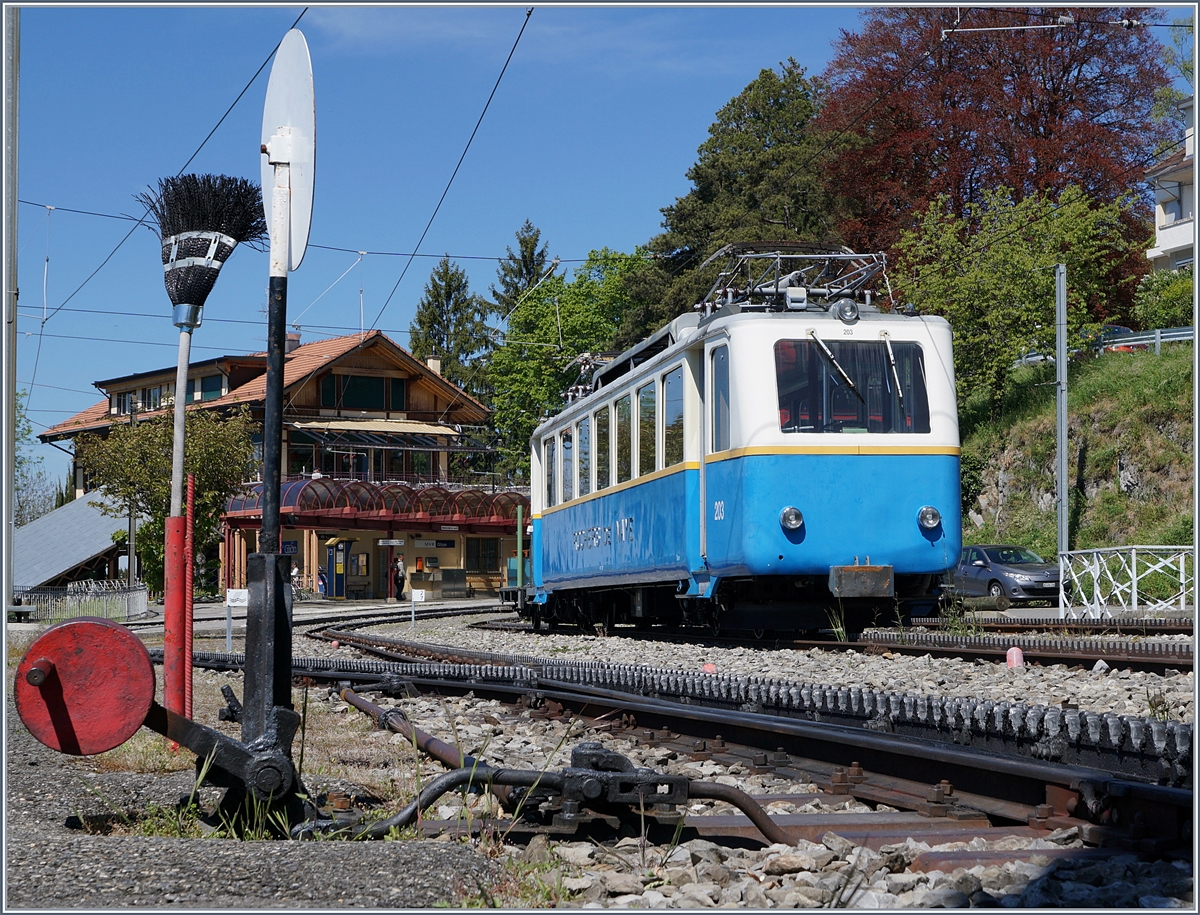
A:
[[576, 417, 591, 497], [663, 366, 684, 467], [561, 427, 574, 502], [595, 407, 611, 490], [711, 346, 730, 452], [774, 340, 930, 434], [638, 383, 656, 476], [616, 395, 633, 483], [544, 437, 557, 506]]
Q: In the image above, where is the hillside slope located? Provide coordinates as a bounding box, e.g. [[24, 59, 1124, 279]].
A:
[[960, 344, 1193, 557]]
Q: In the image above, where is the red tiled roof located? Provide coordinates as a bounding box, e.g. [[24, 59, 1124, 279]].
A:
[[40, 330, 489, 442], [1145, 148, 1193, 181], [39, 399, 114, 440]]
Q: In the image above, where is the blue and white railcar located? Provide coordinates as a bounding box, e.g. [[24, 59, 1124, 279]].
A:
[[526, 245, 960, 633]]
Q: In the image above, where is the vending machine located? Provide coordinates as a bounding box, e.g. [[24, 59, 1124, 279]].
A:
[[324, 537, 351, 600]]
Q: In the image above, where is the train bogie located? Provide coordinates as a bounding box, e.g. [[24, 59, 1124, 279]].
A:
[[527, 246, 961, 635]]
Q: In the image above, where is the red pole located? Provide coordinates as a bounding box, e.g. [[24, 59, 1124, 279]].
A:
[[163, 516, 186, 717], [184, 473, 195, 720]]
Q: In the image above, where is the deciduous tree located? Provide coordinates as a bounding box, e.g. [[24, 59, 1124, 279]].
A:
[[489, 250, 636, 477], [894, 186, 1133, 418], [818, 8, 1174, 255], [14, 390, 54, 527], [74, 407, 256, 589]]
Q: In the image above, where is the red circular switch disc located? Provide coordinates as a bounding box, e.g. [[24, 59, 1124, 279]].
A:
[[14, 617, 156, 755]]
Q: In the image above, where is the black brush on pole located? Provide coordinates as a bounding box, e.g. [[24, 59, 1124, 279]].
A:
[[136, 174, 267, 723], [137, 174, 267, 331]]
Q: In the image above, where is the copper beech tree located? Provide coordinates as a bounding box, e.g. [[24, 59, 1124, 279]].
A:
[[817, 7, 1175, 257]]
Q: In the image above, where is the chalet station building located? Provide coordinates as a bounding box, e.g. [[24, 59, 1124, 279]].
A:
[[41, 331, 529, 600]]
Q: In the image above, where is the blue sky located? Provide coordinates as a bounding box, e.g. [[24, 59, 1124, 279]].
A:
[[13, 5, 1192, 482], [16, 5, 866, 481]]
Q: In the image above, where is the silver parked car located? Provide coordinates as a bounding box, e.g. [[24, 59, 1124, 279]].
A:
[[953, 544, 1061, 604]]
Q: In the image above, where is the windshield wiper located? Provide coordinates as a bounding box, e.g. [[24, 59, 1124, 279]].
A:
[[807, 329, 864, 403], [881, 331, 907, 419]]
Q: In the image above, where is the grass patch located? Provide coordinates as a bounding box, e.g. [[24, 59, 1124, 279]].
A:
[[961, 345, 1193, 551]]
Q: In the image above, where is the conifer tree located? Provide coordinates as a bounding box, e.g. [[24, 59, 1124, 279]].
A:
[[489, 220, 550, 316], [408, 256, 491, 396]]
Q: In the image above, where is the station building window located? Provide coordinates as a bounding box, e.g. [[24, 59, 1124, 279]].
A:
[[320, 374, 393, 411], [187, 374, 224, 402], [466, 537, 499, 571]]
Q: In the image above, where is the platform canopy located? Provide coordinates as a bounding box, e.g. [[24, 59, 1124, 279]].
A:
[[288, 418, 485, 452]]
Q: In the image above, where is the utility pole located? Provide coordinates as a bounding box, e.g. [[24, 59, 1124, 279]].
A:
[[127, 400, 138, 587], [3, 8, 17, 614], [1055, 264, 1068, 616]]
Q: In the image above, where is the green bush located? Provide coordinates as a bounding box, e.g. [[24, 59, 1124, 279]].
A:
[[1133, 265, 1193, 330]]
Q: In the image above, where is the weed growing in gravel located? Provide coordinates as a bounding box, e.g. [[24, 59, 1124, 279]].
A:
[[449, 860, 563, 908], [75, 750, 220, 840], [1147, 688, 1174, 722], [937, 594, 985, 637], [890, 603, 911, 645], [825, 601, 848, 642], [216, 790, 294, 840]]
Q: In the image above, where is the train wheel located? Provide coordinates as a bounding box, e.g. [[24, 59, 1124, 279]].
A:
[[531, 607, 542, 632]]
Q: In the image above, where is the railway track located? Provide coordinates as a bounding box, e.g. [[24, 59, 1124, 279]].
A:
[[157, 642, 1192, 857], [466, 615, 1194, 675], [909, 615, 1194, 637]]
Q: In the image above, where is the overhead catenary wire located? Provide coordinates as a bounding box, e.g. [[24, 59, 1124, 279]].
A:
[[290, 251, 364, 328], [17, 199, 594, 264], [368, 7, 534, 330]]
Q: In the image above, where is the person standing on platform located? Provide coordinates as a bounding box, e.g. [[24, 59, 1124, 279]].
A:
[[393, 556, 406, 601]]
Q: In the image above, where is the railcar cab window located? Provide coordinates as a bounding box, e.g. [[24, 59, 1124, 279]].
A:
[[615, 394, 632, 484], [544, 437, 557, 507], [576, 417, 591, 497], [711, 345, 730, 451], [595, 406, 611, 490], [663, 366, 684, 467], [560, 427, 574, 503], [774, 340, 930, 434], [638, 383, 656, 475]]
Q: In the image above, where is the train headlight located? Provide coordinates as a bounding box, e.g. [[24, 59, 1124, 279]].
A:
[[917, 505, 942, 530], [779, 506, 804, 530], [835, 299, 859, 323]]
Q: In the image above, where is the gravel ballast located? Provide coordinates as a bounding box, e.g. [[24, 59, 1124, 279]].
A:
[[375, 618, 1197, 723], [4, 609, 1194, 908]]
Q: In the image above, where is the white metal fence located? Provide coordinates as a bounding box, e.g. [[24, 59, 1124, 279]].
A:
[[12, 580, 149, 622], [1059, 546, 1194, 618]]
